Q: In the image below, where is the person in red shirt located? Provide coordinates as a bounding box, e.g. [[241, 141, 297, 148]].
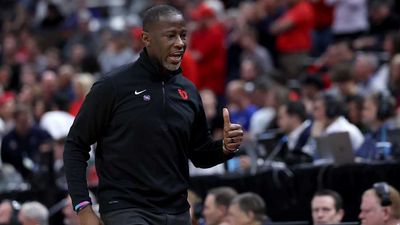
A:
[[189, 3, 227, 96], [181, 49, 200, 87], [310, 0, 334, 56], [270, 0, 315, 81]]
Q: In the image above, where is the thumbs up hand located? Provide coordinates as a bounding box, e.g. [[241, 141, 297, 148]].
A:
[[222, 108, 244, 154]]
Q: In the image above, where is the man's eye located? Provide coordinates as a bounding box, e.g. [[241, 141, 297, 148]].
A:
[[181, 33, 187, 40]]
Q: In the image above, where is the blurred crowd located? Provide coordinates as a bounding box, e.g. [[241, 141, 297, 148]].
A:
[[1, 0, 400, 224]]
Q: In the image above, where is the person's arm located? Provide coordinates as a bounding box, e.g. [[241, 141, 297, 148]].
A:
[[325, 0, 364, 6], [63, 76, 116, 224], [324, 0, 339, 6], [270, 19, 294, 35]]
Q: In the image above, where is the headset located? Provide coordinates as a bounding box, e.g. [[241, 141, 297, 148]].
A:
[[375, 93, 396, 121], [323, 94, 344, 119], [373, 182, 392, 206]]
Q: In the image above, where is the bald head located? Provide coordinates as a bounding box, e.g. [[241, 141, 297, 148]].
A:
[[142, 4, 183, 32]]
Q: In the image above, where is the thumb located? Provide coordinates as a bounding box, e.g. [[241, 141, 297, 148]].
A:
[[223, 108, 231, 127]]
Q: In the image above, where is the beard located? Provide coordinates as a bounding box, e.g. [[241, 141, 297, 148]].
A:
[[163, 61, 181, 71]]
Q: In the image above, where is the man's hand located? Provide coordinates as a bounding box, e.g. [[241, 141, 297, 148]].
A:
[[78, 206, 103, 225], [222, 108, 244, 154]]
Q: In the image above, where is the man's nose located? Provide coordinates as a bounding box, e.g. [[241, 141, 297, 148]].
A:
[[175, 36, 185, 48], [317, 211, 324, 218]]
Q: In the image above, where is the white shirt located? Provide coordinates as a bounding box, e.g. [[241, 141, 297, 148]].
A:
[[188, 161, 225, 176], [324, 116, 364, 150], [326, 0, 369, 34], [249, 107, 276, 138]]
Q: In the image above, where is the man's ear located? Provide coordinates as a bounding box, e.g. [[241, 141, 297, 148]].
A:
[[382, 207, 391, 221], [336, 209, 344, 221], [142, 31, 151, 47]]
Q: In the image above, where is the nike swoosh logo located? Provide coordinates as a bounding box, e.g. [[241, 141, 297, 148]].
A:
[[134, 89, 147, 95]]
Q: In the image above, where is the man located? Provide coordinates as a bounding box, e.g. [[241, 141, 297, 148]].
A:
[[352, 53, 387, 96], [311, 189, 344, 225], [277, 100, 313, 165], [357, 93, 398, 160], [63, 4, 243, 225], [203, 187, 238, 225], [359, 182, 400, 225], [18, 201, 49, 225], [1, 104, 53, 180], [227, 192, 269, 225]]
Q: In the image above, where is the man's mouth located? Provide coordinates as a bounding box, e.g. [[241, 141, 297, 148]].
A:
[[168, 52, 184, 64]]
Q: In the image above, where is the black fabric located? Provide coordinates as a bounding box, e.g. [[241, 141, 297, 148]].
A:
[[102, 208, 191, 225], [64, 49, 230, 215]]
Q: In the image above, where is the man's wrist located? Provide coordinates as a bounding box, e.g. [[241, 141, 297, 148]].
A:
[[222, 140, 239, 154], [75, 201, 92, 214]]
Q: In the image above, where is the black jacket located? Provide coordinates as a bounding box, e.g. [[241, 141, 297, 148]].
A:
[[64, 49, 230, 214]]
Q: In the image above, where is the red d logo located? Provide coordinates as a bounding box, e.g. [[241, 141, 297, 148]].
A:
[[178, 88, 188, 100]]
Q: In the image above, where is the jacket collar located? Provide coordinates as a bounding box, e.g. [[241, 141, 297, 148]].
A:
[[138, 48, 182, 81]]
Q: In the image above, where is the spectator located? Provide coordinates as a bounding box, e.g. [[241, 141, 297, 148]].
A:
[[1, 104, 53, 180], [330, 63, 361, 99], [239, 58, 263, 82], [57, 64, 76, 102], [226, 80, 258, 131], [18, 201, 49, 225], [326, 0, 369, 41], [357, 93, 398, 160], [0, 200, 20, 225], [276, 100, 313, 165], [311, 93, 364, 152], [190, 3, 227, 96], [255, 0, 285, 62], [310, 0, 334, 56], [344, 95, 366, 132], [181, 48, 199, 86], [270, 0, 315, 80], [200, 89, 223, 139], [98, 31, 136, 73], [68, 73, 94, 117], [188, 190, 202, 225], [248, 78, 279, 137], [353, 0, 400, 51], [389, 54, 400, 106], [0, 92, 16, 134], [203, 187, 238, 225], [311, 189, 344, 225], [39, 70, 58, 110], [359, 182, 400, 225], [239, 26, 274, 75], [352, 53, 387, 96], [227, 192, 269, 225]]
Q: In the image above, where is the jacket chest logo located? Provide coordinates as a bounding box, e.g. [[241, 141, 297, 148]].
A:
[[143, 95, 151, 101], [178, 88, 188, 100]]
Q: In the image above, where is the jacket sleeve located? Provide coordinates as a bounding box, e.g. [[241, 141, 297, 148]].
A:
[[63, 76, 116, 209], [188, 92, 233, 168]]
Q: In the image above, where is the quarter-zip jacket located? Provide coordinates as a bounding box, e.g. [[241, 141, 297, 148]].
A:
[[64, 49, 230, 214]]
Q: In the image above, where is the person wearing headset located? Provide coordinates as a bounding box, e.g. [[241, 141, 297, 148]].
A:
[[359, 182, 400, 225], [357, 93, 399, 161], [311, 93, 364, 152]]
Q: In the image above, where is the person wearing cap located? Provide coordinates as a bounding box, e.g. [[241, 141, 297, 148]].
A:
[[189, 3, 227, 96]]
